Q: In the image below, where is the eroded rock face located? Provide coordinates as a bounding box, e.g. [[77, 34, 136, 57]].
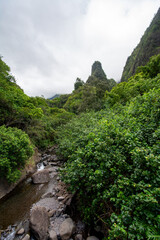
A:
[[30, 206, 49, 240], [87, 236, 99, 240], [59, 218, 76, 240], [32, 169, 50, 184]]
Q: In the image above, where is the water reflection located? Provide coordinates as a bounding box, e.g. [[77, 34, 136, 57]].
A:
[[0, 178, 48, 229]]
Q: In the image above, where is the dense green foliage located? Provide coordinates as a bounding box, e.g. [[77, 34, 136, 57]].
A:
[[64, 84, 105, 113], [56, 61, 116, 114], [1, 26, 160, 239], [0, 126, 33, 182], [0, 58, 74, 150], [121, 8, 160, 82], [50, 94, 71, 108], [136, 54, 160, 78], [106, 54, 160, 107], [74, 78, 84, 90], [58, 55, 160, 239], [0, 57, 73, 182]]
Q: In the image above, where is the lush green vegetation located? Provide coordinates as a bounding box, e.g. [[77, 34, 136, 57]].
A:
[[0, 39, 160, 239], [52, 61, 116, 114], [0, 125, 33, 182], [0, 56, 73, 181], [121, 8, 160, 82], [57, 54, 160, 239]]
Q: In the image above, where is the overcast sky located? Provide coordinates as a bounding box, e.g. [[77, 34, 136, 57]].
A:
[[0, 0, 159, 98]]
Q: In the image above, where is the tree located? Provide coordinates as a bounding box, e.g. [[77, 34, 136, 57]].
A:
[[0, 126, 33, 182], [74, 78, 84, 90]]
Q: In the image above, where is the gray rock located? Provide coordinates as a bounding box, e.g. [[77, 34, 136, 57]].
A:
[[30, 206, 49, 240], [50, 155, 58, 161], [75, 234, 83, 240], [32, 169, 50, 184], [17, 227, 25, 235], [41, 192, 53, 199], [63, 214, 69, 218], [87, 237, 99, 240], [34, 197, 59, 211], [58, 196, 65, 201], [59, 218, 76, 240], [49, 229, 58, 240], [43, 160, 48, 166], [22, 234, 30, 240], [48, 209, 56, 217]]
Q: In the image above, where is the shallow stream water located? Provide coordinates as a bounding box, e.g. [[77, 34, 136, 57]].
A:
[[0, 163, 47, 230]]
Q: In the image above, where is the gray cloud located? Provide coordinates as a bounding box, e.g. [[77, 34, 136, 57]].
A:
[[0, 0, 159, 97]]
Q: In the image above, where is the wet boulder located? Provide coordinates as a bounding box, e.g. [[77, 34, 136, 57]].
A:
[[32, 169, 50, 184], [30, 206, 49, 240], [59, 218, 76, 240]]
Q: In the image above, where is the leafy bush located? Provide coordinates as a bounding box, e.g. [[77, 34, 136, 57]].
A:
[[106, 54, 160, 108], [0, 126, 34, 182], [27, 107, 74, 149], [74, 78, 84, 90], [58, 88, 160, 239], [136, 54, 160, 78], [105, 73, 160, 107], [0, 57, 73, 150]]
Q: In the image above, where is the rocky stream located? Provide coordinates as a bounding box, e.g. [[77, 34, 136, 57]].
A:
[[0, 146, 103, 240]]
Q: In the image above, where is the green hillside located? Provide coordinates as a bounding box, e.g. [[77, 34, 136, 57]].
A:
[[0, 9, 160, 238], [58, 54, 160, 239], [121, 7, 160, 82], [52, 61, 116, 113]]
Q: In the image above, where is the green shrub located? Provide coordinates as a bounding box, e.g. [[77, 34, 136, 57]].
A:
[[0, 126, 34, 182], [58, 88, 160, 239]]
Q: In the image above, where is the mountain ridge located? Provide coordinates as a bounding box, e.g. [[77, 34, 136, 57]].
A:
[[121, 7, 160, 82]]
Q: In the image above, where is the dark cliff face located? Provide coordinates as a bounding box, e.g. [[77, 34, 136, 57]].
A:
[[121, 8, 160, 82], [86, 61, 109, 91], [87, 61, 116, 91], [91, 61, 106, 79]]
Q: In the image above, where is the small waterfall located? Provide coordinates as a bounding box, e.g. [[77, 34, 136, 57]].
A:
[[37, 162, 44, 171]]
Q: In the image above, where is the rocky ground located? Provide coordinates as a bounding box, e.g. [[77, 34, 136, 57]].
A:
[[0, 146, 102, 240]]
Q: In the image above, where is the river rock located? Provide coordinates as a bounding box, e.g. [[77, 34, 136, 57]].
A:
[[87, 236, 99, 240], [59, 218, 76, 240], [17, 227, 25, 235], [49, 229, 58, 240], [32, 169, 50, 184], [48, 209, 56, 217], [58, 196, 65, 201], [75, 234, 83, 240], [41, 192, 53, 199], [30, 206, 49, 240], [22, 234, 30, 240]]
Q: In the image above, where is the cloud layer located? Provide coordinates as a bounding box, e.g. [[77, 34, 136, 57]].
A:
[[0, 0, 159, 97]]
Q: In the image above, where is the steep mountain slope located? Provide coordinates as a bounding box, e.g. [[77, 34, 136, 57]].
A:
[[87, 61, 116, 90], [52, 61, 116, 113], [121, 7, 160, 82]]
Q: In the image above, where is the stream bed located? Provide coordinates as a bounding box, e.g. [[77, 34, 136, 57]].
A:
[[0, 162, 46, 230], [0, 149, 102, 240], [0, 177, 48, 230]]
